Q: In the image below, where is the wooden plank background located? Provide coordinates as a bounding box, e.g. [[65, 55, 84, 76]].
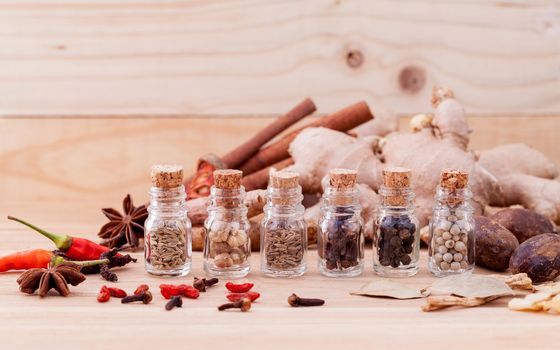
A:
[[0, 0, 559, 115]]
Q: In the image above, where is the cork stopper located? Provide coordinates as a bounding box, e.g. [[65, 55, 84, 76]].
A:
[[270, 170, 299, 189], [213, 169, 242, 190], [440, 169, 469, 190], [382, 167, 411, 188], [329, 168, 357, 189], [151, 164, 183, 189]]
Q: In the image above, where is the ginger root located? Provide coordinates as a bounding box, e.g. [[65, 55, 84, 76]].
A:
[[286, 86, 560, 226]]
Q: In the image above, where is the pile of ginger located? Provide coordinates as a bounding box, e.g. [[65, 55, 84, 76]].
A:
[[188, 86, 560, 249]]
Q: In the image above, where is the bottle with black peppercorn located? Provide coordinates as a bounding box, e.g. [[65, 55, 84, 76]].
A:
[[317, 169, 364, 277], [428, 169, 475, 276], [260, 170, 307, 277], [203, 169, 251, 278], [373, 167, 419, 277]]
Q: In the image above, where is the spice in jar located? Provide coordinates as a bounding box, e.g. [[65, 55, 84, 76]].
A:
[[318, 169, 364, 277], [428, 169, 475, 276], [203, 169, 251, 277], [144, 165, 192, 276], [261, 171, 307, 277], [373, 167, 420, 277]]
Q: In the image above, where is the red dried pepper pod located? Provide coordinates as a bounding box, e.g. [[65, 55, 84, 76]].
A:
[[225, 282, 254, 293], [227, 291, 260, 302], [0, 249, 53, 272], [8, 216, 115, 261]]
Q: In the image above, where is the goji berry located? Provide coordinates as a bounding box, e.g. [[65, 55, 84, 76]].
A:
[[160, 284, 200, 299], [182, 286, 200, 299], [225, 282, 254, 293], [97, 286, 110, 303], [107, 287, 127, 298], [160, 284, 181, 299], [134, 284, 150, 295], [227, 291, 260, 302]]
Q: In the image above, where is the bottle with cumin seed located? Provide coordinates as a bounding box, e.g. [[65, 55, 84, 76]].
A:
[[203, 169, 251, 278], [318, 169, 364, 277], [145, 165, 192, 276], [260, 170, 307, 278]]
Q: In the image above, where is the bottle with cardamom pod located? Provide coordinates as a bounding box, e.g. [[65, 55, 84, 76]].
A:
[[260, 170, 307, 278], [428, 169, 475, 276], [317, 168, 364, 277], [144, 165, 192, 276], [203, 169, 251, 278], [373, 167, 420, 277]]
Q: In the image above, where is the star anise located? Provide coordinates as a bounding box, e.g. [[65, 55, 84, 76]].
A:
[[98, 194, 148, 250], [17, 262, 86, 297]]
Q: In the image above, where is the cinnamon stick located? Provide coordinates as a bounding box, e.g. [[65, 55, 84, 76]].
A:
[[241, 158, 294, 191], [239, 101, 374, 175], [221, 98, 316, 169]]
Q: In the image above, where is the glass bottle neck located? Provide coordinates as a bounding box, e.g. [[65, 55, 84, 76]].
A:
[[148, 185, 187, 218], [321, 186, 361, 212], [378, 185, 415, 210], [264, 186, 304, 217], [207, 186, 248, 215], [434, 185, 473, 210]]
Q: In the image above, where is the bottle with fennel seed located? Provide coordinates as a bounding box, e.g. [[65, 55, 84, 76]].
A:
[[204, 169, 251, 278], [260, 170, 307, 278], [428, 169, 475, 276], [373, 167, 419, 277], [144, 165, 192, 277], [317, 168, 364, 277]]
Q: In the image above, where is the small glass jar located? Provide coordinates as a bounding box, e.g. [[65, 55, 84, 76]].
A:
[[428, 170, 475, 276], [203, 169, 251, 278], [318, 169, 364, 277], [373, 167, 420, 277], [260, 171, 307, 277], [145, 165, 192, 276]]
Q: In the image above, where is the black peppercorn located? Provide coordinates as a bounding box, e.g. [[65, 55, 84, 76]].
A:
[[377, 215, 415, 268]]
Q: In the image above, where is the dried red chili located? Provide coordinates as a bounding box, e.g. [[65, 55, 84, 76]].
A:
[[227, 291, 260, 302], [134, 284, 150, 295], [225, 282, 254, 293], [159, 284, 200, 299], [97, 286, 111, 303], [8, 216, 116, 261], [107, 287, 127, 298], [0, 249, 53, 272]]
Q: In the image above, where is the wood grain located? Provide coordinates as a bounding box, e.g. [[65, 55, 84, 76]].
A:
[[0, 0, 559, 115]]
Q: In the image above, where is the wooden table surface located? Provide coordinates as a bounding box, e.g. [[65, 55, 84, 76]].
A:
[[0, 221, 558, 350]]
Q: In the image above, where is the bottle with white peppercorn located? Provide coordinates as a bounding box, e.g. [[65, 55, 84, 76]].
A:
[[428, 169, 475, 276], [260, 171, 307, 278], [145, 165, 192, 277], [318, 169, 364, 277], [373, 167, 420, 277], [203, 169, 251, 278]]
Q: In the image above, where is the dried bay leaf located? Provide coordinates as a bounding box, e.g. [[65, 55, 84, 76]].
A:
[[351, 280, 424, 299], [508, 282, 560, 314], [422, 274, 514, 299]]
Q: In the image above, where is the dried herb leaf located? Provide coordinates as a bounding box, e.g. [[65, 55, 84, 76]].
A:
[[351, 280, 424, 299], [422, 274, 514, 299], [508, 283, 560, 313]]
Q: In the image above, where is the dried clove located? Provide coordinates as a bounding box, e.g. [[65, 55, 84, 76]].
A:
[[218, 297, 252, 312], [121, 291, 152, 304], [287, 293, 325, 307], [165, 296, 183, 311], [193, 277, 219, 292]]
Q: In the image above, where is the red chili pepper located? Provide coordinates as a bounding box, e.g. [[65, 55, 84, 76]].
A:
[[159, 284, 200, 299], [0, 249, 53, 272], [8, 216, 115, 261], [97, 286, 111, 303], [107, 287, 127, 298], [225, 282, 254, 293], [227, 291, 260, 302], [134, 284, 150, 295]]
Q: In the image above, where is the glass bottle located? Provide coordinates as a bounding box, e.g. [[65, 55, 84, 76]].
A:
[[428, 169, 475, 276], [373, 167, 419, 277], [260, 171, 307, 278], [145, 165, 192, 276], [203, 169, 251, 278], [318, 169, 364, 277]]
